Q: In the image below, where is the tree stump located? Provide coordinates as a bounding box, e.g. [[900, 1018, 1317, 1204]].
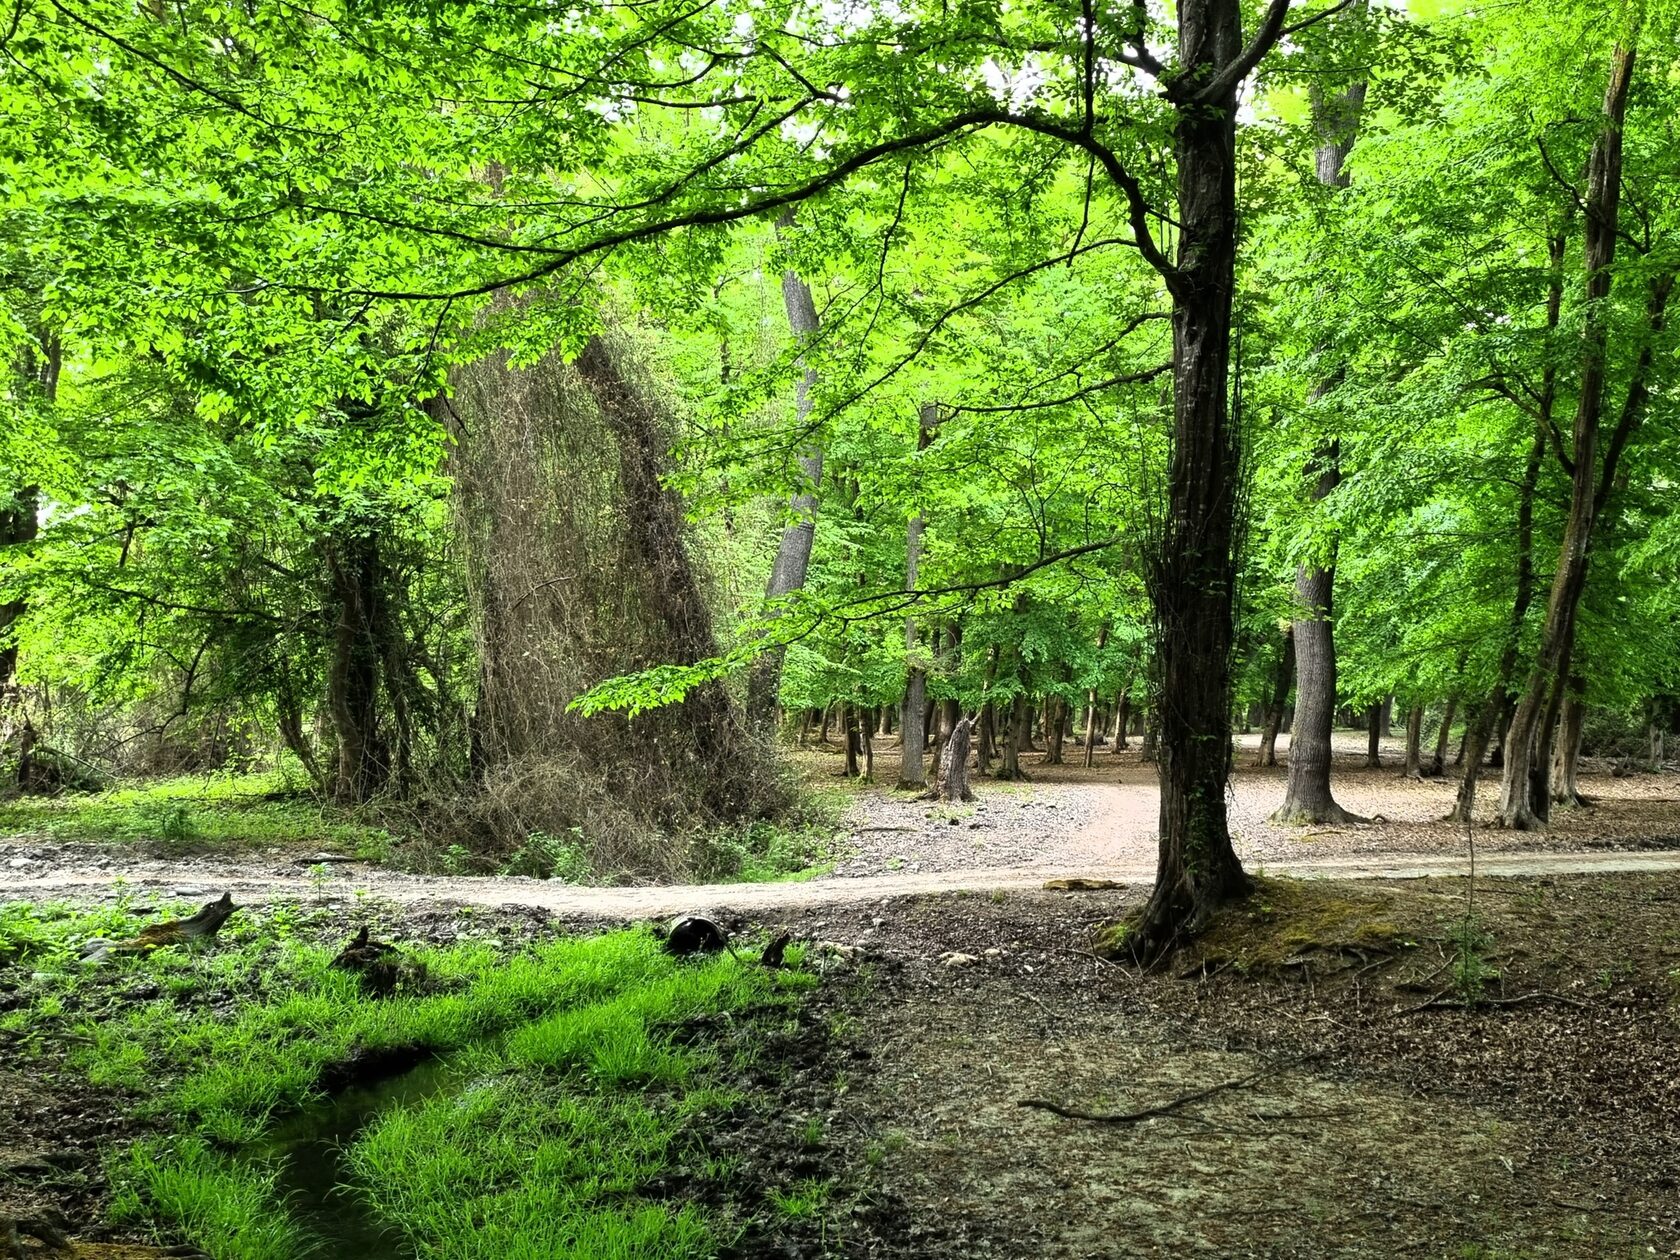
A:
[[925, 715, 974, 802]]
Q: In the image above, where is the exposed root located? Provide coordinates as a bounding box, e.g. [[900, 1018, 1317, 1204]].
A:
[[1269, 801, 1371, 827]]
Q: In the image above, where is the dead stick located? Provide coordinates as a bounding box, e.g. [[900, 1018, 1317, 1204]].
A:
[[1018, 1051, 1325, 1124]]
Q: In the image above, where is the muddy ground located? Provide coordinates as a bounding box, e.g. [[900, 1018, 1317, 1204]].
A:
[[5, 868, 1679, 1258]]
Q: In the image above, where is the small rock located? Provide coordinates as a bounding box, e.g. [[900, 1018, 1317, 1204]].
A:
[[984, 947, 1005, 958], [940, 951, 980, 967], [170, 885, 204, 896], [7, 857, 32, 869]]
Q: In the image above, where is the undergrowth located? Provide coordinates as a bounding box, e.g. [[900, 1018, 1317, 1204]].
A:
[[0, 768, 393, 858]]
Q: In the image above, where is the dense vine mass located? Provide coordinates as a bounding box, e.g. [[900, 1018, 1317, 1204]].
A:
[[2, 0, 1678, 948]]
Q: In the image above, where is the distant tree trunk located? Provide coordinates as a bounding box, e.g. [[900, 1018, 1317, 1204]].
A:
[[898, 403, 936, 787], [1648, 708, 1665, 771], [1500, 39, 1656, 829], [976, 700, 995, 775], [0, 484, 38, 696], [1114, 689, 1131, 750], [1274, 469, 1363, 823], [819, 704, 834, 746], [842, 702, 861, 779], [1257, 627, 1295, 768], [1551, 677, 1586, 806], [1139, 706, 1157, 764], [1427, 696, 1456, 778], [1402, 705, 1424, 779], [0, 333, 56, 696], [1045, 695, 1067, 765], [1365, 705, 1382, 768], [796, 709, 815, 748], [860, 717, 874, 782], [746, 231, 824, 733], [324, 526, 389, 804], [996, 693, 1031, 780]]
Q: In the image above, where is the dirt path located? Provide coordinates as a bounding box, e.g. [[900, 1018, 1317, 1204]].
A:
[[7, 736, 1678, 917], [9, 848, 1680, 920]]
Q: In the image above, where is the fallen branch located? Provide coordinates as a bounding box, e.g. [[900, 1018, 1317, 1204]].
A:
[[1018, 1051, 1325, 1124], [1402, 989, 1592, 1015]]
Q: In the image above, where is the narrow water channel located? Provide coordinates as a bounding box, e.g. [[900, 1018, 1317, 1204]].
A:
[[262, 1057, 456, 1260]]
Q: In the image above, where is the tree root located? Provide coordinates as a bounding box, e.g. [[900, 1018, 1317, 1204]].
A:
[[1019, 1050, 1326, 1125]]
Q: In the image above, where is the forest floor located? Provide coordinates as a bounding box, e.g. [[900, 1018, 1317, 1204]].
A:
[[5, 732, 1679, 1256], [3, 870, 1677, 1257]]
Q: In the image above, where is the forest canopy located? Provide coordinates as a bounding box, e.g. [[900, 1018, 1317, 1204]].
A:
[[1, 0, 1677, 949]]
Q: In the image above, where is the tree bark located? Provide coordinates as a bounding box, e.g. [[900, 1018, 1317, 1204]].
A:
[[1427, 696, 1456, 778], [1274, 450, 1363, 822], [1452, 226, 1566, 820], [574, 336, 748, 804], [1272, 11, 1366, 823], [1114, 689, 1130, 750], [1551, 676, 1586, 807], [1365, 704, 1382, 768], [997, 692, 1031, 780], [929, 715, 975, 803], [1499, 39, 1643, 829], [1256, 626, 1294, 768], [1402, 704, 1424, 779], [898, 403, 936, 788], [324, 526, 389, 804], [842, 702, 861, 778], [746, 224, 825, 733], [1045, 695, 1067, 765]]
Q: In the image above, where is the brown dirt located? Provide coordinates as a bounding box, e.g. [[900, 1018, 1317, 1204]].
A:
[[759, 871, 1680, 1258]]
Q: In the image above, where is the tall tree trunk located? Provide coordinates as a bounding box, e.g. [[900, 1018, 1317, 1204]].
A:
[[1550, 675, 1586, 807], [1273, 12, 1366, 823], [746, 232, 825, 733], [575, 337, 748, 806], [1114, 688, 1130, 750], [1402, 705, 1424, 779], [1499, 39, 1641, 829], [1275, 452, 1361, 822], [898, 403, 935, 788], [1365, 704, 1382, 768], [0, 333, 56, 696], [1452, 225, 1566, 821], [1256, 626, 1294, 768]]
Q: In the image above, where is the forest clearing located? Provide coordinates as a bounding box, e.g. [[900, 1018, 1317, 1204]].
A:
[[4, 0, 1680, 1255]]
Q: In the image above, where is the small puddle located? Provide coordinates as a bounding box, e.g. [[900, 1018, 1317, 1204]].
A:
[[263, 1057, 456, 1260]]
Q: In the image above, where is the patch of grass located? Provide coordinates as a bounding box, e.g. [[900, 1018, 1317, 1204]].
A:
[[11, 901, 818, 1259], [0, 768, 393, 856], [768, 1177, 830, 1220], [1450, 914, 1498, 1003], [110, 1136, 309, 1260]]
